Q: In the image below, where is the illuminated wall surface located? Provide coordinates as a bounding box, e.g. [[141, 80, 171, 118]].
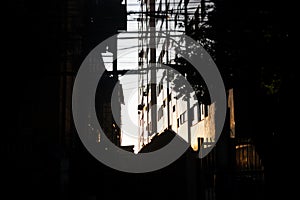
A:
[[137, 0, 217, 152]]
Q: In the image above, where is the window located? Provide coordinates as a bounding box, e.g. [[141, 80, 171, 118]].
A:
[[204, 104, 209, 117], [157, 85, 160, 96], [197, 104, 202, 121], [157, 80, 164, 96], [173, 105, 176, 112], [179, 111, 187, 125], [149, 122, 152, 133], [158, 105, 164, 121]]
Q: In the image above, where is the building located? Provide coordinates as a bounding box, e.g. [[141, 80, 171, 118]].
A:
[[135, 2, 266, 199], [64, 0, 127, 148], [95, 72, 125, 147], [137, 0, 216, 153]]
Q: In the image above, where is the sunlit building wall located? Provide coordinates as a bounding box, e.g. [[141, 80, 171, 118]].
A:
[[137, 0, 216, 152]]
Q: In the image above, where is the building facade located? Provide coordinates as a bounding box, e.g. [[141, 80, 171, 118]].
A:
[[137, 0, 216, 153]]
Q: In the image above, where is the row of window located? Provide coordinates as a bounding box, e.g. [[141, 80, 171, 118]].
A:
[[177, 111, 187, 127], [144, 103, 209, 131], [177, 104, 209, 128]]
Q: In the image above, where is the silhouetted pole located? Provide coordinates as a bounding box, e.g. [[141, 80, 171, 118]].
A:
[[165, 0, 171, 129], [113, 37, 118, 79], [198, 137, 205, 200], [150, 0, 157, 136], [184, 1, 197, 199]]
